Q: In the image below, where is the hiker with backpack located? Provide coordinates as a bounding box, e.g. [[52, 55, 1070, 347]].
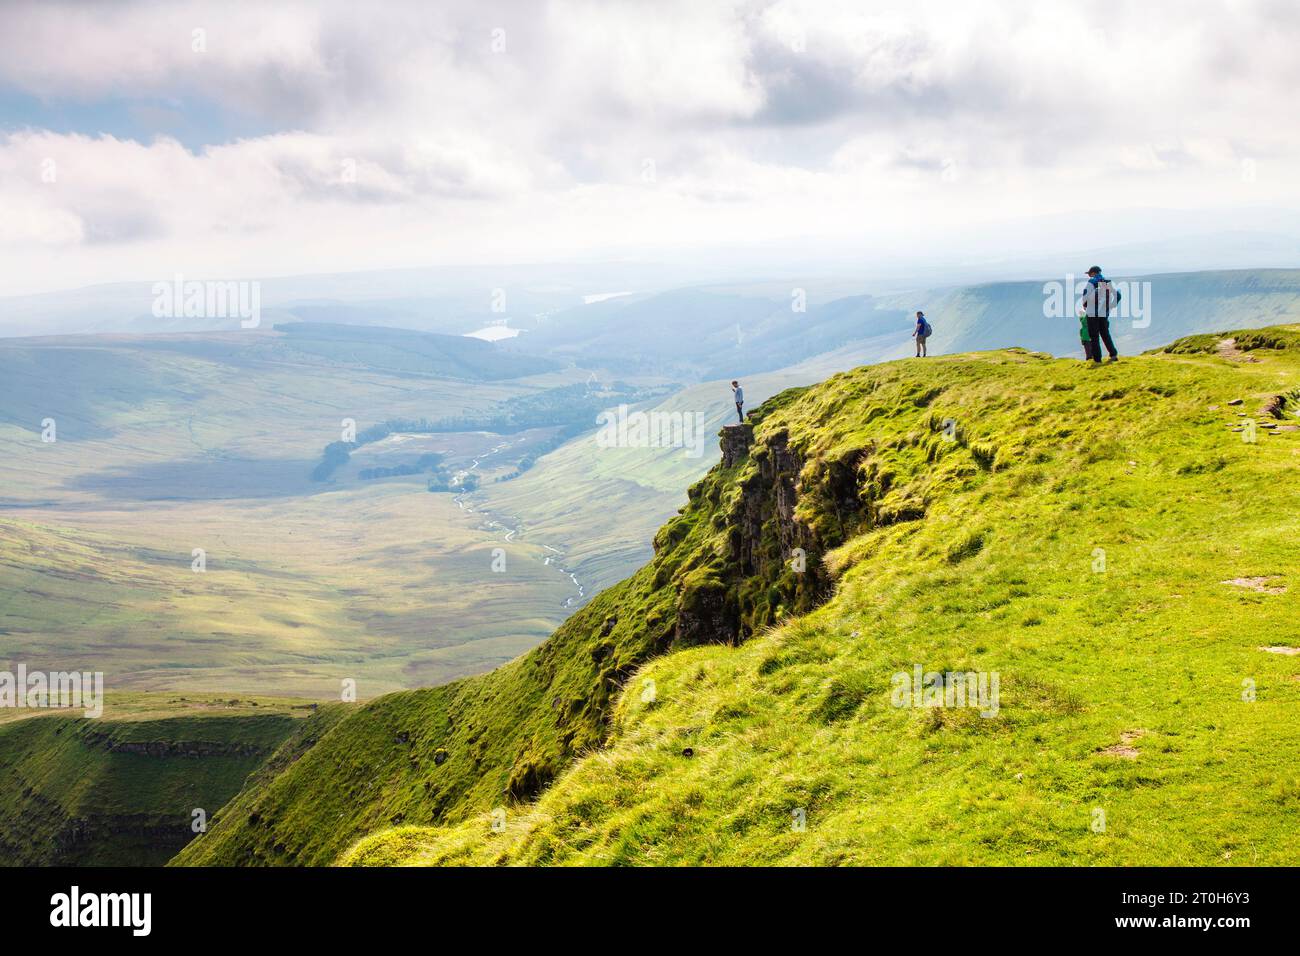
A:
[[1079, 266, 1121, 364], [731, 380, 745, 423], [913, 311, 932, 357]]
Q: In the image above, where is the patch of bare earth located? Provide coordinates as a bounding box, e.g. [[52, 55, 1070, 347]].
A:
[[1259, 646, 1300, 656], [1216, 339, 1259, 363], [1223, 576, 1287, 595], [1099, 730, 1146, 759]]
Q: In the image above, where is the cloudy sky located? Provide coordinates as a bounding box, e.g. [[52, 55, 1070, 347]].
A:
[[2, 0, 1298, 296]]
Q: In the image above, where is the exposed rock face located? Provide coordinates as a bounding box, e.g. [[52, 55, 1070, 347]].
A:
[[672, 425, 874, 647], [674, 575, 739, 647], [80, 733, 272, 759], [1261, 388, 1300, 419], [50, 816, 195, 859], [733, 428, 816, 582], [506, 758, 552, 801], [720, 423, 753, 468]]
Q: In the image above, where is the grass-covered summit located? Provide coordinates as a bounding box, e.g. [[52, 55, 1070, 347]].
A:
[[181, 326, 1300, 866]]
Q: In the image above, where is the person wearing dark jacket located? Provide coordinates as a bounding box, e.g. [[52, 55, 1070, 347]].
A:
[[1079, 266, 1121, 363]]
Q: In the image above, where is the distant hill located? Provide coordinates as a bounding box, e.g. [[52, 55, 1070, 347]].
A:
[[506, 269, 1300, 381], [9, 268, 1299, 386], [270, 322, 559, 380], [176, 324, 1300, 866], [525, 287, 912, 379], [890, 268, 1300, 359], [0, 324, 558, 444]]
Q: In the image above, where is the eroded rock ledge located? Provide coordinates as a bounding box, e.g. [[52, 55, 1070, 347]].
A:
[[670, 424, 884, 647]]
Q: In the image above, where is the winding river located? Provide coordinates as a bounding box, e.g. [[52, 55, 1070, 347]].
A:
[[450, 437, 586, 609]]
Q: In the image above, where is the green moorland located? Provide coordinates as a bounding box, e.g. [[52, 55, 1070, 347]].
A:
[[0, 695, 317, 865], [176, 325, 1300, 866], [0, 483, 581, 696], [0, 330, 599, 696]]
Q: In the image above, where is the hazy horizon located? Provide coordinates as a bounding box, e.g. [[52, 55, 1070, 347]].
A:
[[4, 0, 1300, 300]]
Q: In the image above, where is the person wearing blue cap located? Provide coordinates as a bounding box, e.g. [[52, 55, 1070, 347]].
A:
[[1079, 266, 1121, 364]]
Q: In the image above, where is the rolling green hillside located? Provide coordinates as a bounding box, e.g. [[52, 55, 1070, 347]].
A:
[[177, 325, 1300, 866], [0, 698, 312, 866]]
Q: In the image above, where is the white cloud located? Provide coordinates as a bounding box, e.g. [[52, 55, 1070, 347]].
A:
[[1, 0, 1298, 294]]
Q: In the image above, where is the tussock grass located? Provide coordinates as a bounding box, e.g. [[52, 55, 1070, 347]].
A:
[[215, 329, 1300, 866]]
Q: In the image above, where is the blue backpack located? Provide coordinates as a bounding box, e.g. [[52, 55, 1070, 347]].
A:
[[919, 317, 933, 337]]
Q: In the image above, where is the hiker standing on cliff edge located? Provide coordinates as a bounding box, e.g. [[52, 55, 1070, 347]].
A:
[[731, 380, 745, 423], [1079, 266, 1121, 364], [913, 311, 932, 357]]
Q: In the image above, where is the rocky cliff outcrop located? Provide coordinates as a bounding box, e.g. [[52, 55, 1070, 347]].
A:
[[81, 733, 273, 759], [670, 424, 879, 647], [720, 422, 753, 467]]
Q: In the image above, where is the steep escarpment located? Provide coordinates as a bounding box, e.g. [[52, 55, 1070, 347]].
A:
[[342, 326, 1300, 866], [675, 396, 949, 647], [0, 712, 299, 866], [176, 379, 958, 866]]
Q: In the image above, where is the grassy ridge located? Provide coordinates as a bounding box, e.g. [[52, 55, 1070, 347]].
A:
[[177, 324, 1300, 867], [337, 327, 1300, 865], [174, 383, 861, 865], [170, 515, 722, 863], [0, 699, 307, 865]]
